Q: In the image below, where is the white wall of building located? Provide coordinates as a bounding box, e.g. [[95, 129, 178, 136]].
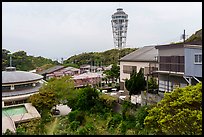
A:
[[120, 61, 150, 83]]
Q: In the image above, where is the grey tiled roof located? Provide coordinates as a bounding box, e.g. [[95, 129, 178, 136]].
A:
[[2, 71, 43, 84], [119, 46, 158, 62], [38, 65, 65, 75]]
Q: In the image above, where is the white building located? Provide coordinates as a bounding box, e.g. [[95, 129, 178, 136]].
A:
[[119, 46, 158, 91]]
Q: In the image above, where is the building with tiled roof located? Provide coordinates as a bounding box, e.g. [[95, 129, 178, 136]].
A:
[[119, 46, 158, 90]]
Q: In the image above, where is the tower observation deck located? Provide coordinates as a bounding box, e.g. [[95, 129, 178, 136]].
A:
[[111, 8, 128, 50]]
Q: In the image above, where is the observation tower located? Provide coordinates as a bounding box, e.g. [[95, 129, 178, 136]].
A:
[[111, 8, 128, 50]]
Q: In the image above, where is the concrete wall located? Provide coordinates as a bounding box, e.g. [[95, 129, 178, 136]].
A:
[[120, 61, 149, 83], [141, 91, 164, 106], [185, 48, 202, 77], [158, 47, 184, 57]]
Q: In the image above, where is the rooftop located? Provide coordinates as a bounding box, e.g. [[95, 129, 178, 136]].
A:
[[155, 40, 202, 49], [119, 46, 158, 62], [2, 70, 43, 84], [38, 65, 65, 75]]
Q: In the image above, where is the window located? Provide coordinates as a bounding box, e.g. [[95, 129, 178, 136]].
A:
[[123, 65, 137, 74], [195, 54, 202, 64]]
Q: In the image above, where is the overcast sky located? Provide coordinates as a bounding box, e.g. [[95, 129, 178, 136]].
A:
[[2, 2, 202, 61]]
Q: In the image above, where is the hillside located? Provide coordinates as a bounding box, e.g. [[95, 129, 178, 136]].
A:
[[185, 29, 202, 43], [2, 29, 201, 71], [63, 48, 137, 67], [2, 49, 59, 71]]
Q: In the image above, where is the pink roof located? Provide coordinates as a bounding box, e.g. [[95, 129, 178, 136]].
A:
[[73, 72, 102, 80]]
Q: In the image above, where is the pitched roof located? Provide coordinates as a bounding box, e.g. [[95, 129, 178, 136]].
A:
[[38, 65, 65, 75], [119, 46, 158, 62]]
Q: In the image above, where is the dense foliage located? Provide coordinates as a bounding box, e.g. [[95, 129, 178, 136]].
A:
[[13, 76, 202, 135], [63, 48, 137, 67], [29, 76, 75, 112], [125, 68, 146, 98], [28, 89, 58, 113], [75, 87, 99, 111], [185, 29, 202, 43], [144, 82, 202, 135], [147, 77, 158, 93], [2, 49, 59, 71], [103, 63, 120, 85]]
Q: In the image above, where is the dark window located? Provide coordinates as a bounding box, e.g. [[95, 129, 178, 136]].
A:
[[123, 65, 137, 74], [159, 56, 184, 72], [132, 66, 137, 72], [195, 54, 202, 64]]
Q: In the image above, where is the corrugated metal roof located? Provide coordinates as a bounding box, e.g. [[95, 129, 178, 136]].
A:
[[119, 46, 158, 62], [2, 71, 43, 84]]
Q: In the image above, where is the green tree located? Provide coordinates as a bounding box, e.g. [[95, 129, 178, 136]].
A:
[[125, 68, 146, 99], [75, 87, 99, 111], [28, 88, 58, 113], [147, 77, 158, 92], [2, 49, 11, 70], [144, 82, 202, 135], [2, 49, 59, 71], [28, 76, 75, 112], [103, 70, 112, 85], [44, 76, 75, 104], [135, 105, 150, 129], [110, 63, 120, 83], [103, 63, 120, 86], [64, 48, 137, 67]]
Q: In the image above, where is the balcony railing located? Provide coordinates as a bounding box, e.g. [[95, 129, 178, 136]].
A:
[[159, 63, 184, 72], [159, 56, 184, 73]]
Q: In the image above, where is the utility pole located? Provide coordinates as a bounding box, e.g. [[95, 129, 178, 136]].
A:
[[183, 29, 186, 43], [61, 57, 63, 64]]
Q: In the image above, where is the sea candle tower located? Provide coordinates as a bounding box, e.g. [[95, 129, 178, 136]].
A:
[[111, 8, 128, 50]]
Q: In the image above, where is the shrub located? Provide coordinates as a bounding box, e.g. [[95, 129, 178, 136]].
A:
[[135, 105, 150, 129], [116, 121, 127, 135], [121, 100, 137, 120], [68, 110, 85, 124], [77, 123, 96, 135], [3, 129, 16, 135], [75, 87, 99, 111], [107, 113, 123, 129], [69, 121, 80, 131], [144, 82, 202, 135], [99, 93, 117, 109]]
